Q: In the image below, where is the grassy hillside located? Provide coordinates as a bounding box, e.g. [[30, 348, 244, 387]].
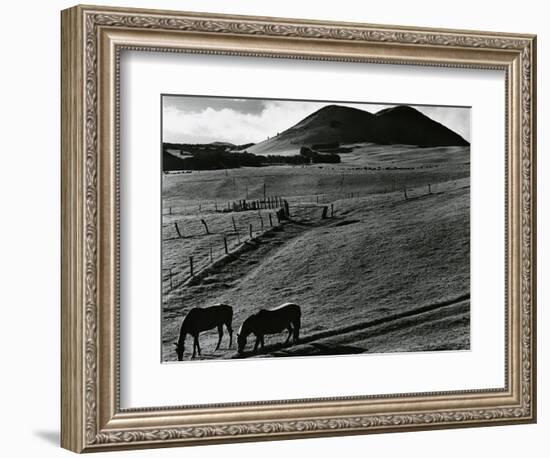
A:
[[162, 178, 469, 361]]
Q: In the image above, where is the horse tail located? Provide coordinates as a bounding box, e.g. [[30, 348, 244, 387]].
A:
[[227, 306, 233, 329], [292, 306, 301, 343], [226, 306, 234, 346]]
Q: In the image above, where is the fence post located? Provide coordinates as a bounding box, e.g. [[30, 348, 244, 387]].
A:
[[259, 212, 264, 229], [428, 183, 432, 194], [232, 216, 237, 233], [331, 204, 334, 217], [269, 213, 273, 227], [223, 236, 228, 254], [174, 222, 183, 238], [201, 219, 210, 234], [404, 188, 408, 200], [249, 224, 253, 239], [189, 256, 194, 277], [321, 206, 328, 219], [284, 200, 290, 218]]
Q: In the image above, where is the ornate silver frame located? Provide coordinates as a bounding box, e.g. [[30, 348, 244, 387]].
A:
[[61, 4, 536, 453]]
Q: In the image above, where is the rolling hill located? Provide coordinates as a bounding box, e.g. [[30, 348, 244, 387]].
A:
[[247, 104, 469, 156]]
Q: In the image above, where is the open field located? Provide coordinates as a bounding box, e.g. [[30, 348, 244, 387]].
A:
[[163, 145, 469, 204], [161, 147, 470, 361]]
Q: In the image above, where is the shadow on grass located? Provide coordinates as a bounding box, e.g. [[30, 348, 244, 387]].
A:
[[232, 293, 469, 359]]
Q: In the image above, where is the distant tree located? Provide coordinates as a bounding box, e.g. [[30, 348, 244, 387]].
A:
[[300, 146, 316, 158]]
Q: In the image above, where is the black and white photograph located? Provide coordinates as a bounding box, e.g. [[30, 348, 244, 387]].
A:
[[161, 95, 471, 362]]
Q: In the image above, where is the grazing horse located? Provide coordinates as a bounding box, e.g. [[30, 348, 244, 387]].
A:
[[174, 304, 233, 360], [237, 303, 301, 354]]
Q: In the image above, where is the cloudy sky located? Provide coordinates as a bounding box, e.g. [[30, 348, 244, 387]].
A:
[[162, 95, 471, 145]]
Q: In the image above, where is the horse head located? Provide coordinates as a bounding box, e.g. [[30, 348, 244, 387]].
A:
[[174, 342, 184, 361], [237, 332, 247, 354]]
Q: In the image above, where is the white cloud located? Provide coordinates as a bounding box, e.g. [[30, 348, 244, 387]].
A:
[[163, 101, 327, 145]]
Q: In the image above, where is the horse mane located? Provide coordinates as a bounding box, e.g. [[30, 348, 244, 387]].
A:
[[180, 308, 195, 330], [268, 302, 297, 311]]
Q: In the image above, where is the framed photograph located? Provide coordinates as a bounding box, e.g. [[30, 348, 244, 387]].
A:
[[61, 4, 537, 453]]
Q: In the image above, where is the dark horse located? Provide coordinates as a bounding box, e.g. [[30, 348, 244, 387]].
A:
[[237, 303, 301, 354], [174, 304, 233, 360]]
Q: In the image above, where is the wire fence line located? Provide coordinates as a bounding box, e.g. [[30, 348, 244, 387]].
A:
[[162, 174, 461, 217], [163, 195, 286, 216], [162, 199, 290, 294], [161, 181, 457, 294], [163, 208, 284, 240]]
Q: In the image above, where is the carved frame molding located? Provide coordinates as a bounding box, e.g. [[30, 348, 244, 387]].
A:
[[61, 5, 536, 453]]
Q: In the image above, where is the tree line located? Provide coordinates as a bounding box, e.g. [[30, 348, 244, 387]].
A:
[[162, 143, 341, 171]]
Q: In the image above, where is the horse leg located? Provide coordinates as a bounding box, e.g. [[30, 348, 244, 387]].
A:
[[227, 322, 233, 348], [215, 325, 223, 351], [196, 335, 201, 356], [293, 320, 300, 344], [260, 336, 265, 350], [191, 336, 197, 359], [284, 326, 292, 344]]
